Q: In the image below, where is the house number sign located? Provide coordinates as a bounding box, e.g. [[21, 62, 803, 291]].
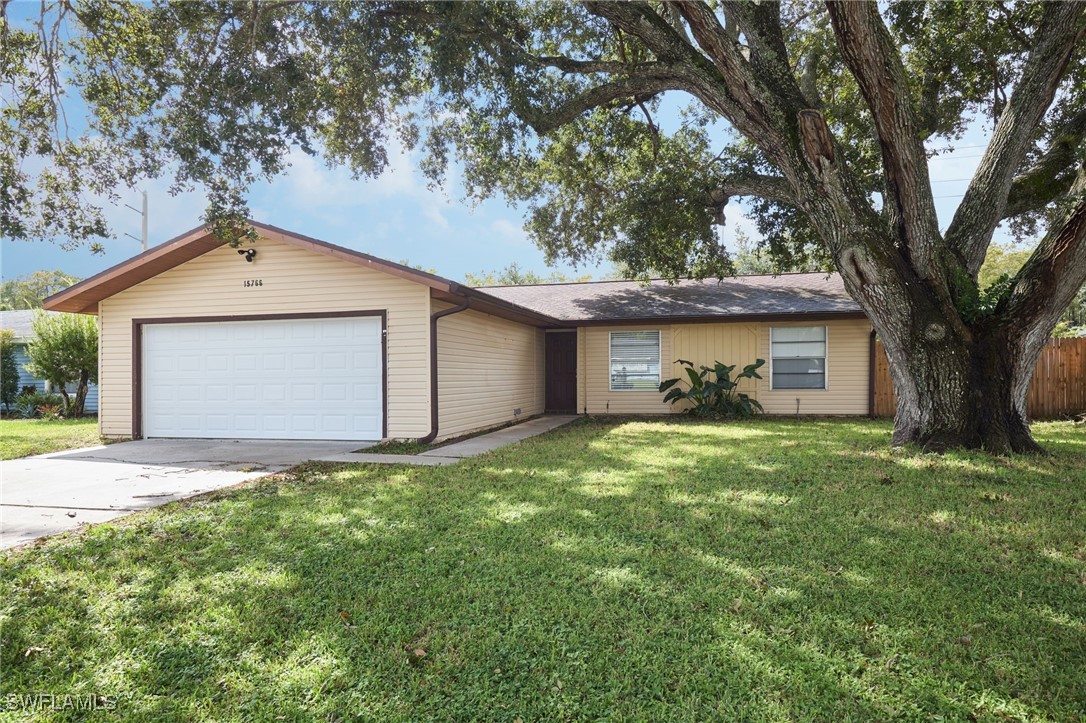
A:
[[243, 279, 264, 288]]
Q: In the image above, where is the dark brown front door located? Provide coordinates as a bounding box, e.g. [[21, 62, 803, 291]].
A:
[[545, 331, 577, 413]]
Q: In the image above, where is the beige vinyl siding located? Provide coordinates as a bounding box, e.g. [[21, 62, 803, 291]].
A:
[[758, 319, 871, 415], [434, 301, 545, 439], [577, 318, 872, 417], [98, 235, 432, 439], [672, 323, 761, 403], [577, 325, 674, 415]]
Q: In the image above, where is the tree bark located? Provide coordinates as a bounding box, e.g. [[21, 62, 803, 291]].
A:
[[880, 322, 1044, 454], [68, 371, 90, 418]]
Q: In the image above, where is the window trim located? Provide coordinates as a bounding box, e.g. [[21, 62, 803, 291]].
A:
[[608, 329, 662, 392], [769, 325, 829, 391]]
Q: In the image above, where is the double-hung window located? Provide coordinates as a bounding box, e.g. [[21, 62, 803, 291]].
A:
[[609, 331, 661, 391], [771, 326, 827, 389]]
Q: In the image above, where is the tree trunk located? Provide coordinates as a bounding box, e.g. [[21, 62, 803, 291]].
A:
[[68, 371, 90, 418], [879, 319, 1045, 454], [832, 227, 1061, 455]]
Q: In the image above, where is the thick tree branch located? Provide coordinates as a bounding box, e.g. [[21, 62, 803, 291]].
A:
[[584, 1, 884, 272], [1001, 107, 1086, 219], [721, 1, 808, 110], [944, 2, 1086, 275], [707, 174, 796, 220], [669, 0, 784, 146], [584, 1, 796, 164], [516, 75, 679, 136], [1003, 163, 1086, 336], [826, 1, 942, 274]]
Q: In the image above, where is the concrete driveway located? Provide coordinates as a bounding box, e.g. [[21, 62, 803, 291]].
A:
[[1, 438, 368, 550]]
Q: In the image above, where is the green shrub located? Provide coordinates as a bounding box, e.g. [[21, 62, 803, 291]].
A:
[[0, 330, 18, 411], [659, 359, 766, 417], [37, 404, 63, 421], [13, 391, 65, 419], [13, 400, 38, 419]]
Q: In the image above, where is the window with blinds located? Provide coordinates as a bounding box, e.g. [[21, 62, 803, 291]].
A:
[[609, 330, 661, 391], [771, 326, 827, 389]]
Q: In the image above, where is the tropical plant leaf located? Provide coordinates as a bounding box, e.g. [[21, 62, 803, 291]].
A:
[[662, 388, 686, 404], [658, 378, 680, 393]]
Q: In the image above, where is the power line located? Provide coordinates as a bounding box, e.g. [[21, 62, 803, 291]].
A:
[[927, 144, 990, 151], [930, 152, 985, 159]]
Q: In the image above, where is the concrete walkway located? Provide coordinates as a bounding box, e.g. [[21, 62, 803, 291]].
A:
[[313, 415, 578, 466]]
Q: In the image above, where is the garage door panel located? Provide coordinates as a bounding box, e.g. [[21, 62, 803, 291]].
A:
[[143, 316, 383, 440]]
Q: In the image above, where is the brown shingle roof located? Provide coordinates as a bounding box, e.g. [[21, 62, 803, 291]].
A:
[[475, 272, 864, 324]]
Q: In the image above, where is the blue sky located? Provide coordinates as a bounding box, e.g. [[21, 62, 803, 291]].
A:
[[1, 3, 1014, 285]]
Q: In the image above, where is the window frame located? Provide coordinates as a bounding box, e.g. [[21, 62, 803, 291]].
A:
[[769, 325, 829, 391], [608, 329, 662, 392]]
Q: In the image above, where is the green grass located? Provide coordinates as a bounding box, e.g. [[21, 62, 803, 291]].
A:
[[2, 418, 1085, 721], [0, 417, 103, 460]]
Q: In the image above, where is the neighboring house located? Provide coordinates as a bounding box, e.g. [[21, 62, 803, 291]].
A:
[[0, 310, 99, 413], [44, 221, 871, 442]]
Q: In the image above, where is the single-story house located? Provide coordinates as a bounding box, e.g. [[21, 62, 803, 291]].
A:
[[43, 221, 873, 442], [0, 309, 99, 413]]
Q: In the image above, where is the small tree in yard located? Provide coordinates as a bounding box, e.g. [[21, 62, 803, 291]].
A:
[[0, 330, 19, 412], [25, 314, 98, 418]]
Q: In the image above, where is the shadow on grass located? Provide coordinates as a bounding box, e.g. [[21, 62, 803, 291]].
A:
[[2, 418, 1084, 720]]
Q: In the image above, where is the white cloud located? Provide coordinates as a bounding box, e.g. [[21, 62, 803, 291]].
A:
[[490, 218, 528, 245]]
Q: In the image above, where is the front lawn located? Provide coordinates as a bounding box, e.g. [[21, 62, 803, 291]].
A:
[[0, 417, 102, 460], [2, 419, 1084, 720]]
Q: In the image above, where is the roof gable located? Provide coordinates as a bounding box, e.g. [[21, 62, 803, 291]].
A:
[[43, 221, 461, 314]]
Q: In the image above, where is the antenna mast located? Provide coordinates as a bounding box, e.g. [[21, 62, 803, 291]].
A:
[[124, 190, 148, 251]]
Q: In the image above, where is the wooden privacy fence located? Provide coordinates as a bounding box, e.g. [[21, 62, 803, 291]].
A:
[[872, 337, 1086, 420]]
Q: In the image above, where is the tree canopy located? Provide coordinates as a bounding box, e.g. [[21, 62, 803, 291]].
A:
[[24, 312, 99, 417], [464, 263, 593, 287], [0, 270, 81, 310], [8, 1, 1081, 279]]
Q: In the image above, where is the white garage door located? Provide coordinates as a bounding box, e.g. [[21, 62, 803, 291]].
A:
[[142, 316, 383, 440]]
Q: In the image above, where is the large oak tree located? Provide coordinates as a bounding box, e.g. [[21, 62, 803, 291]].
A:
[[4, 1, 1086, 452]]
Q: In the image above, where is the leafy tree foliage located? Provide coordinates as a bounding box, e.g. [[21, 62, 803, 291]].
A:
[[25, 313, 98, 417], [4, 1, 1086, 452], [731, 229, 825, 276], [0, 329, 19, 411], [980, 244, 1086, 334], [0, 271, 80, 310], [465, 262, 592, 287]]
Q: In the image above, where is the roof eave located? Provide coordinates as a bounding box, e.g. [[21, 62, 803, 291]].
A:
[[566, 309, 869, 326]]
